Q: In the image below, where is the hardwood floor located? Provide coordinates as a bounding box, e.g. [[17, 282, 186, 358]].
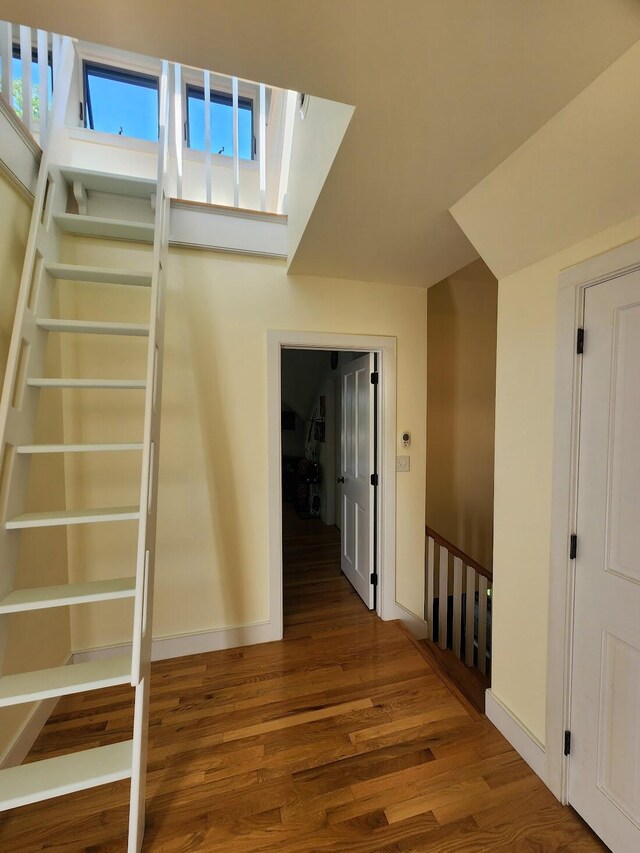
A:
[[0, 507, 606, 851]]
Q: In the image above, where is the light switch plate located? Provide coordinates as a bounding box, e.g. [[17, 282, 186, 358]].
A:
[[396, 455, 410, 472]]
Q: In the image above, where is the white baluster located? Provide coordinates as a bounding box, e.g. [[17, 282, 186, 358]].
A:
[[51, 34, 60, 87], [477, 574, 488, 675], [426, 535, 435, 639], [36, 29, 48, 143], [258, 83, 266, 211], [0, 22, 12, 104], [203, 69, 212, 204], [452, 556, 463, 659], [173, 63, 183, 199], [438, 545, 448, 650], [465, 565, 475, 666], [232, 76, 239, 206], [19, 26, 32, 131]]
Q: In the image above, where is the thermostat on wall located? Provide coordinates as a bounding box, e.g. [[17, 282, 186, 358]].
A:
[[401, 431, 411, 448]]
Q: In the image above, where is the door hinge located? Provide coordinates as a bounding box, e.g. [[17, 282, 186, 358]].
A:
[[370, 573, 378, 586], [370, 372, 379, 385], [370, 473, 379, 486], [576, 328, 584, 355], [564, 730, 572, 756], [569, 534, 577, 560]]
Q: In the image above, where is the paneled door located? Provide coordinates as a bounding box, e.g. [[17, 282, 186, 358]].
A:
[[569, 270, 640, 852], [339, 353, 375, 609]]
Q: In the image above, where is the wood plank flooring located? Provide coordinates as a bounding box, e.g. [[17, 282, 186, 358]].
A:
[[0, 507, 606, 850]]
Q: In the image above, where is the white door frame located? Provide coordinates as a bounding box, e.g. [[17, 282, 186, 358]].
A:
[[547, 237, 640, 801], [267, 330, 397, 637]]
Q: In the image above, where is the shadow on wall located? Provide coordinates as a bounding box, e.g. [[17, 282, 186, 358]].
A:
[[426, 258, 498, 570], [178, 281, 246, 631]]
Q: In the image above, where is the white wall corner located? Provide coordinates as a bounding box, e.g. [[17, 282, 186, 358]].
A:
[[388, 602, 429, 640], [485, 689, 547, 785]]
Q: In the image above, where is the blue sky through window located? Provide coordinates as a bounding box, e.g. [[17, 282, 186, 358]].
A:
[[187, 87, 253, 160], [85, 63, 159, 141], [0, 51, 53, 117]]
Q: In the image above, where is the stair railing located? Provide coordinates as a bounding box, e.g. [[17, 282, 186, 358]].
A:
[[424, 525, 492, 677]]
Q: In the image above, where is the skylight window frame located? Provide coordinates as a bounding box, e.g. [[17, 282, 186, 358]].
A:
[[81, 57, 161, 142]]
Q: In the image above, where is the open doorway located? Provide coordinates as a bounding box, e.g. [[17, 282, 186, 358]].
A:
[[280, 348, 378, 629]]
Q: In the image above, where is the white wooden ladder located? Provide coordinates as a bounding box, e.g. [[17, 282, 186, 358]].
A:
[[0, 39, 170, 851]]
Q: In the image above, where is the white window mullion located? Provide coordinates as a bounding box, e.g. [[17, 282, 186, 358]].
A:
[[232, 75, 239, 207], [19, 25, 33, 131], [259, 83, 266, 211], [37, 29, 48, 142], [0, 21, 12, 105], [204, 69, 212, 204]]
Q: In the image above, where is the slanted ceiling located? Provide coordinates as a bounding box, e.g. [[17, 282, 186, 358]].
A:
[[7, 0, 640, 286]]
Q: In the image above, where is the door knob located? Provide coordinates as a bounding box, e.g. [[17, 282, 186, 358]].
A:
[[336, 476, 345, 484]]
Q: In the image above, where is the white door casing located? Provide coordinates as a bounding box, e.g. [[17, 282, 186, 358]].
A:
[[569, 271, 640, 852], [340, 353, 375, 609]]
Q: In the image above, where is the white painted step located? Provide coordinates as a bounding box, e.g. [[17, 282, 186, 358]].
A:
[[0, 578, 136, 614], [6, 506, 140, 529], [0, 656, 131, 707], [46, 263, 152, 287], [37, 319, 150, 336], [0, 740, 133, 812], [27, 378, 146, 389], [60, 166, 156, 199], [17, 442, 143, 454], [54, 213, 154, 242]]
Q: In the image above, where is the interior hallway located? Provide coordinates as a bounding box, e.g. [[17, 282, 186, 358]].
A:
[[0, 512, 605, 851]]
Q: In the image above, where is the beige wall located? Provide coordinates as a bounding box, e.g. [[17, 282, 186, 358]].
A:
[[492, 212, 640, 745], [426, 259, 497, 570], [0, 172, 71, 762], [58, 237, 428, 652]]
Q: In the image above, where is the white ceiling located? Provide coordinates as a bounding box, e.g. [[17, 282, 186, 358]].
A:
[[6, 0, 640, 286]]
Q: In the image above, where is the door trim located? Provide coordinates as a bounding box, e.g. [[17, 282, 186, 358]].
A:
[[547, 236, 640, 801], [267, 330, 398, 637]]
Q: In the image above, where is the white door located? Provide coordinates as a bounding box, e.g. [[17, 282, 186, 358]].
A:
[[340, 353, 375, 609], [569, 271, 640, 852]]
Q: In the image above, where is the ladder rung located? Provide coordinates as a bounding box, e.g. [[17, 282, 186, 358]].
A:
[[0, 578, 136, 614], [6, 506, 140, 529], [27, 378, 146, 389], [45, 263, 152, 287], [37, 319, 150, 336], [54, 213, 154, 242], [17, 443, 143, 454], [0, 656, 131, 708], [0, 740, 133, 812]]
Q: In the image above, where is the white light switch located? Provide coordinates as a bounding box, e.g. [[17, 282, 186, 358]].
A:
[[396, 455, 410, 472]]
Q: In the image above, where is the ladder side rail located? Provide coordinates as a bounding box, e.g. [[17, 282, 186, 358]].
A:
[[0, 37, 75, 633], [128, 59, 171, 853]]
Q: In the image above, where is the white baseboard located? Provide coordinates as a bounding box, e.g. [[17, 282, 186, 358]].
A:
[[485, 689, 547, 784], [386, 602, 430, 640], [73, 620, 279, 663]]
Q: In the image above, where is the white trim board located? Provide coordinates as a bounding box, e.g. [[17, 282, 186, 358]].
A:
[[73, 620, 278, 664], [267, 330, 398, 637], [486, 689, 547, 784], [547, 236, 640, 801]]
